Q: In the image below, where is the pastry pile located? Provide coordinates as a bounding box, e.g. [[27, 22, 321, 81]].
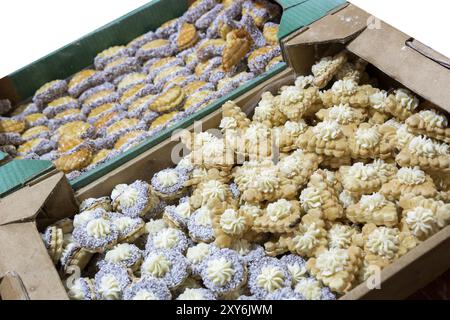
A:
[[0, 0, 283, 180], [41, 51, 450, 300]]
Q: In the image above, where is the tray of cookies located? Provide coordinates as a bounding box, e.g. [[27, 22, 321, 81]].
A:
[[3, 0, 448, 301], [3, 0, 326, 195]]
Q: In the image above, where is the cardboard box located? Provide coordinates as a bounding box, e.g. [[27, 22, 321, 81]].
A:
[[0, 0, 349, 197], [2, 2, 449, 300]]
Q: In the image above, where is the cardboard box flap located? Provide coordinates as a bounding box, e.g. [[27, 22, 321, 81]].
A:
[[0, 159, 55, 198], [284, 3, 369, 46], [0, 171, 78, 226], [0, 272, 30, 300], [347, 21, 450, 113], [0, 222, 68, 300], [278, 0, 347, 40]]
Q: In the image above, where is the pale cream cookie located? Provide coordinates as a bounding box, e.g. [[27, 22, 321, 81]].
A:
[[306, 246, 363, 294], [380, 166, 438, 201], [346, 192, 398, 227], [406, 109, 449, 143], [384, 88, 420, 121], [296, 120, 351, 158], [396, 135, 450, 173]]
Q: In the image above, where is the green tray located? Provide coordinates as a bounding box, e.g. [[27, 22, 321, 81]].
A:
[[0, 0, 347, 196]]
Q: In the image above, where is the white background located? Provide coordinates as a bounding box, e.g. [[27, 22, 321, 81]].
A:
[[0, 0, 449, 77]]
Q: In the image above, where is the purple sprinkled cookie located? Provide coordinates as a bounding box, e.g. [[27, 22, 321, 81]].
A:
[[155, 18, 183, 39], [103, 57, 140, 82], [94, 263, 131, 300], [17, 138, 56, 156], [206, 0, 243, 38], [94, 46, 130, 71], [141, 110, 159, 126], [43, 96, 80, 118], [145, 57, 185, 78], [163, 201, 193, 230], [33, 80, 68, 108], [185, 242, 217, 277], [248, 45, 281, 74], [248, 257, 292, 298], [294, 277, 336, 300], [72, 216, 119, 253], [145, 227, 189, 254], [136, 39, 175, 62], [183, 0, 217, 23], [116, 72, 147, 95], [151, 168, 189, 201], [176, 287, 217, 300], [280, 254, 308, 286], [98, 243, 143, 271], [68, 70, 106, 98], [195, 4, 224, 30], [81, 91, 119, 116], [187, 206, 215, 243], [265, 287, 305, 300], [123, 278, 172, 300], [80, 196, 112, 212], [199, 248, 247, 296], [126, 31, 158, 56], [48, 112, 87, 131], [239, 14, 267, 49], [0, 132, 23, 146], [111, 180, 157, 218], [78, 82, 116, 104], [140, 249, 189, 290], [67, 277, 96, 300]]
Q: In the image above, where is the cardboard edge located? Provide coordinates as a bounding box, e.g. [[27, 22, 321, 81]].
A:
[[0, 171, 78, 226], [341, 226, 450, 300], [0, 222, 69, 300]]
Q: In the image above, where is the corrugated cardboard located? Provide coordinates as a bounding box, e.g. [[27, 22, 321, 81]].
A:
[[2, 2, 449, 300], [0, 222, 68, 300], [0, 171, 78, 227], [284, 3, 450, 113]]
